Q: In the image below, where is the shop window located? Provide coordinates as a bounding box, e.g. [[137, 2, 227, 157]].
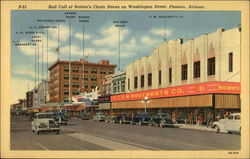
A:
[[159, 70, 162, 85], [208, 57, 215, 76], [229, 52, 233, 72], [193, 61, 200, 78], [169, 68, 172, 83], [148, 73, 152, 86], [181, 64, 188, 80], [141, 75, 144, 88], [134, 76, 138, 89]]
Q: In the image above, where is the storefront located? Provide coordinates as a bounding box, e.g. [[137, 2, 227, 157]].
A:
[[111, 81, 240, 124], [98, 95, 111, 115]]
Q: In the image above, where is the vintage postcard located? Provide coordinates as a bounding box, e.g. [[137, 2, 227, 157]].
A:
[[1, 0, 249, 158]]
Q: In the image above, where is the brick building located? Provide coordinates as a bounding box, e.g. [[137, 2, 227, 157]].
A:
[[26, 91, 33, 107], [48, 59, 116, 103]]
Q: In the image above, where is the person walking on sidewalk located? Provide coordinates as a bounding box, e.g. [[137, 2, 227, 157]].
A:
[[207, 111, 212, 127], [188, 112, 194, 126]]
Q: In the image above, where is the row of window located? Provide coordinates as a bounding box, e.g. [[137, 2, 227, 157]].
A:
[[63, 67, 113, 74], [64, 90, 80, 95], [129, 54, 233, 89]]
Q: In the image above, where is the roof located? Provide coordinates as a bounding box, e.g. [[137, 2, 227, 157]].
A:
[[48, 59, 117, 70]]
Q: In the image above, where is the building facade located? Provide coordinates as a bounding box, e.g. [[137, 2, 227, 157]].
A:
[[111, 27, 241, 122], [26, 91, 33, 107], [49, 60, 116, 103], [101, 74, 113, 95], [112, 70, 126, 95], [32, 80, 49, 107]]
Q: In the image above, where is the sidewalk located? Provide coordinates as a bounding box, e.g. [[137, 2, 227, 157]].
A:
[[174, 123, 215, 132]]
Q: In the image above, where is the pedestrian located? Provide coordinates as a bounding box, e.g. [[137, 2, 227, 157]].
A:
[[216, 113, 221, 121], [198, 113, 203, 125], [188, 113, 194, 126], [224, 111, 229, 119], [207, 111, 211, 127]]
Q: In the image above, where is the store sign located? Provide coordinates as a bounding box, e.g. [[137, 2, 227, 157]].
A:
[[111, 81, 240, 102]]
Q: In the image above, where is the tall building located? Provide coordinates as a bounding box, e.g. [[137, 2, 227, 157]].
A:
[[48, 59, 116, 103], [111, 27, 241, 119], [102, 74, 113, 95], [26, 91, 33, 107], [32, 80, 49, 107]]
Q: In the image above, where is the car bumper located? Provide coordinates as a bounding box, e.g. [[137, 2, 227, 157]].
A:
[[36, 127, 59, 131]]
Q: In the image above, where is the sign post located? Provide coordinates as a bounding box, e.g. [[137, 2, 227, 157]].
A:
[[142, 96, 150, 113]]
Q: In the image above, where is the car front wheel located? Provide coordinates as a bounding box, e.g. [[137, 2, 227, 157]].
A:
[[215, 125, 220, 133]]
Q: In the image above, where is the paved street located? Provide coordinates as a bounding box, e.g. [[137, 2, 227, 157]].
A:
[[11, 115, 240, 150]]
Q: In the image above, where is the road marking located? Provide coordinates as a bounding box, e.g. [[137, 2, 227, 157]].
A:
[[68, 133, 146, 150], [36, 142, 49, 150]]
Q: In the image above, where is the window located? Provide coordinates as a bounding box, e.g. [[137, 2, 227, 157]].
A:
[[64, 97, 69, 102], [141, 75, 144, 88], [128, 78, 130, 90], [148, 73, 152, 86], [91, 76, 97, 81], [64, 66, 69, 72], [91, 83, 97, 89], [91, 68, 97, 74], [64, 82, 69, 87], [109, 70, 113, 74], [229, 52, 233, 72], [72, 75, 79, 80], [72, 90, 79, 95], [64, 89, 69, 95], [83, 68, 88, 73], [193, 61, 200, 78], [181, 64, 188, 80], [72, 82, 79, 88], [64, 74, 69, 80], [100, 69, 106, 74], [208, 57, 215, 76], [169, 68, 172, 83], [72, 67, 79, 72], [83, 75, 88, 81], [121, 81, 125, 92], [134, 76, 138, 89], [159, 70, 162, 85]]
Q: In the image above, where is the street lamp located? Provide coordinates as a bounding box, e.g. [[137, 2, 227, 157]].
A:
[[142, 96, 150, 113]]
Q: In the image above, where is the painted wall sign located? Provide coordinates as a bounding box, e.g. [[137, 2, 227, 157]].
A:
[[111, 81, 240, 102]]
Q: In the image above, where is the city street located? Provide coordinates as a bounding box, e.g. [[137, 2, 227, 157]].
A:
[[11, 115, 240, 150]]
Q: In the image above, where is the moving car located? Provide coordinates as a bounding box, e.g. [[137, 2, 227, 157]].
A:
[[77, 113, 89, 120], [93, 113, 106, 122], [149, 113, 174, 128], [52, 112, 68, 125], [212, 113, 241, 134], [31, 112, 60, 135], [132, 113, 151, 125]]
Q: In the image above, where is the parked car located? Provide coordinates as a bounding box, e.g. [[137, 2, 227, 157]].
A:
[[112, 113, 132, 124], [132, 113, 151, 125], [31, 112, 60, 135], [149, 113, 174, 128], [52, 112, 69, 125], [212, 113, 241, 134], [93, 113, 106, 122], [77, 113, 89, 120]]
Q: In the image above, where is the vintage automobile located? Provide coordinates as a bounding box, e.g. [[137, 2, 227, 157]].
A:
[[149, 113, 174, 128], [212, 113, 241, 134], [77, 113, 89, 120], [112, 113, 133, 124], [31, 112, 60, 135], [51, 112, 69, 125], [93, 113, 106, 122], [131, 113, 151, 125]]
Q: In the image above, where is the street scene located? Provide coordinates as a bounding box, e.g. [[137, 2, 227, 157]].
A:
[[11, 115, 240, 150], [10, 10, 241, 150]]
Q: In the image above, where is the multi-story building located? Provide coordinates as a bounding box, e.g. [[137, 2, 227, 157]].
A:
[[102, 74, 113, 95], [32, 80, 49, 107], [26, 91, 33, 107], [111, 27, 241, 121], [49, 59, 116, 103], [112, 70, 126, 95]]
